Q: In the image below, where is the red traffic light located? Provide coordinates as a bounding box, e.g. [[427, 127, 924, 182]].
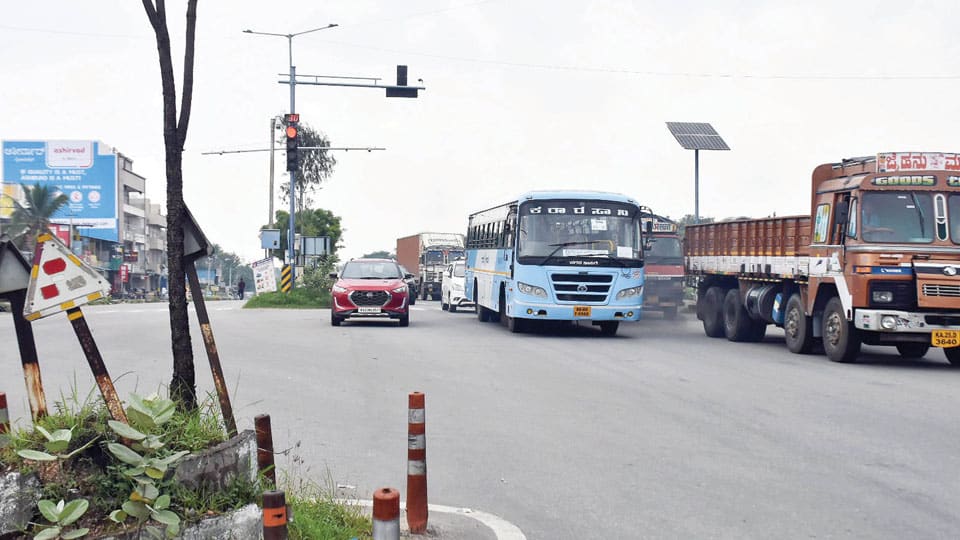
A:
[[285, 126, 298, 139]]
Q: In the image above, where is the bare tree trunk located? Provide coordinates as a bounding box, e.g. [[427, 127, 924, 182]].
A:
[[143, 0, 199, 410]]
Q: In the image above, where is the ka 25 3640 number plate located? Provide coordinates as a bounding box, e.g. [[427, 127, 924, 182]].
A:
[[932, 330, 960, 348]]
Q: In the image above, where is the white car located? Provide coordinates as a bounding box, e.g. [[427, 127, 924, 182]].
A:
[[440, 260, 474, 312]]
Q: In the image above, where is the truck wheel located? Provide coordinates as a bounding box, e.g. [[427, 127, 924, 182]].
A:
[[748, 319, 768, 342], [784, 293, 814, 354], [895, 343, 929, 358], [701, 286, 726, 338], [662, 305, 678, 320], [943, 347, 960, 366], [822, 297, 861, 363], [723, 288, 754, 342], [599, 321, 619, 336]]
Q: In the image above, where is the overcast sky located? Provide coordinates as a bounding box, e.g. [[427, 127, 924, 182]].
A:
[[3, 1, 959, 264]]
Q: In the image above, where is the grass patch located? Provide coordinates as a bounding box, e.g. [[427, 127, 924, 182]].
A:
[[281, 469, 372, 540], [244, 287, 330, 309]]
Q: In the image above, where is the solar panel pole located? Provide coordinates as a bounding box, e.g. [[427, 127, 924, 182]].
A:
[[694, 149, 700, 224]]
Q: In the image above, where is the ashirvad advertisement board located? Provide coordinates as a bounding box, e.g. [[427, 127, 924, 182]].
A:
[[2, 140, 119, 241]]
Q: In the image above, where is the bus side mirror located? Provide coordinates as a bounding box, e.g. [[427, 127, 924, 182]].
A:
[[645, 221, 653, 233]]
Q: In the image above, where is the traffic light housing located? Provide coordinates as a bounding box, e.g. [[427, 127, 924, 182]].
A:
[[285, 122, 299, 172]]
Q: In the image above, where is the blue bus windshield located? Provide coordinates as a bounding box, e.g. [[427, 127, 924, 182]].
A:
[[517, 200, 641, 266]]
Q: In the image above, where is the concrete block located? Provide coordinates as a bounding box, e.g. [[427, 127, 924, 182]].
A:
[[0, 471, 42, 536], [173, 429, 258, 492]]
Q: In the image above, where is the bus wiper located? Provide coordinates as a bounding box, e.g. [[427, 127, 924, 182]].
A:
[[539, 241, 595, 266]]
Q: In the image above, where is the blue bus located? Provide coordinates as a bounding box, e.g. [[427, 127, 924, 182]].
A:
[[464, 190, 648, 335]]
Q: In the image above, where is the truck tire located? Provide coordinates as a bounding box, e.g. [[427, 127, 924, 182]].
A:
[[943, 347, 960, 366], [822, 297, 861, 363], [722, 288, 754, 342], [421, 287, 428, 301], [784, 293, 814, 354], [701, 286, 726, 338], [895, 343, 929, 358]]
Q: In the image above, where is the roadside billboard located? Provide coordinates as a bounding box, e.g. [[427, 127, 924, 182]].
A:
[[252, 257, 278, 295], [2, 140, 118, 241]]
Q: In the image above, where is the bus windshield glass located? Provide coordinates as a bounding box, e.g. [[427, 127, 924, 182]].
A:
[[517, 200, 642, 266], [646, 236, 683, 265], [861, 191, 934, 243]]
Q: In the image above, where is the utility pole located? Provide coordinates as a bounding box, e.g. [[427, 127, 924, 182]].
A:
[[244, 24, 425, 289]]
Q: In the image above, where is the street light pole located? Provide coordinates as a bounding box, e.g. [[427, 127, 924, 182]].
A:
[[244, 23, 338, 287]]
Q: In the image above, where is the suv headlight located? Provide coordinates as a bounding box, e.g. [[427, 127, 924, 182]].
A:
[[616, 286, 643, 299], [332, 285, 347, 293], [517, 281, 547, 298], [393, 285, 407, 293]]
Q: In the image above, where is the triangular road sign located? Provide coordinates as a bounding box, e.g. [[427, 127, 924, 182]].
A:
[[24, 233, 110, 321]]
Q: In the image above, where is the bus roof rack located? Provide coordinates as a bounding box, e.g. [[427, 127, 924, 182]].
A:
[[835, 155, 876, 170]]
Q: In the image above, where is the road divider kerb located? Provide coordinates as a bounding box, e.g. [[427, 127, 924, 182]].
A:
[[336, 499, 527, 540]]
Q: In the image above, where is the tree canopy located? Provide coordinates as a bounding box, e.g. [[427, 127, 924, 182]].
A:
[[267, 208, 343, 261], [3, 183, 68, 251], [279, 123, 336, 214]]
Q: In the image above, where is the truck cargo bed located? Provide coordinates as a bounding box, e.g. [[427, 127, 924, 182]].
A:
[[685, 216, 811, 278]]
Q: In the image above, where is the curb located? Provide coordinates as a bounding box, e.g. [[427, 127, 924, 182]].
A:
[[337, 499, 527, 540]]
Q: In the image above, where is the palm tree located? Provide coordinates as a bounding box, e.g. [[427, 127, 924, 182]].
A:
[[5, 183, 68, 252]]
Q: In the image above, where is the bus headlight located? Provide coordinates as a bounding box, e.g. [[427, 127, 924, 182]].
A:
[[616, 286, 643, 299], [518, 282, 547, 298]]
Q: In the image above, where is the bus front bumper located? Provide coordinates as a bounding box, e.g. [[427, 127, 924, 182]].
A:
[[509, 302, 643, 321]]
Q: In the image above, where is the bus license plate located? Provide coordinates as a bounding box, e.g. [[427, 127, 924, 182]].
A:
[[358, 307, 381, 314], [574, 306, 591, 317], [932, 330, 960, 348]]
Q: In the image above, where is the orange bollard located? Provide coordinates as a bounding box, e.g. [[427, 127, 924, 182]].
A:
[[406, 392, 428, 533], [372, 487, 400, 539], [262, 490, 288, 540]]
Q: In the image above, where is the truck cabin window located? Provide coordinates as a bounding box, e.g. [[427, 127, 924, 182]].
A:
[[424, 251, 444, 265], [861, 192, 934, 243], [646, 237, 683, 265]]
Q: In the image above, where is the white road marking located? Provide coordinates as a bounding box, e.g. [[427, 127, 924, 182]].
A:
[[339, 499, 526, 539]]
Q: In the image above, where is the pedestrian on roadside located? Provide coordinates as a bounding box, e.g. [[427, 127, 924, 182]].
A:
[[237, 277, 246, 299]]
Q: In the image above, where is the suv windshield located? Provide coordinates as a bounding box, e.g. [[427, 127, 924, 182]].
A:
[[861, 192, 934, 243], [341, 261, 402, 279]]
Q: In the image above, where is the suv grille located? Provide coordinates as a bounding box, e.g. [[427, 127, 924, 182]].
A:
[[351, 290, 390, 306], [923, 283, 960, 298], [551, 273, 612, 303]]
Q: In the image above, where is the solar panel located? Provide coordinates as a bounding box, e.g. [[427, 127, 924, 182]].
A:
[[666, 122, 730, 151]]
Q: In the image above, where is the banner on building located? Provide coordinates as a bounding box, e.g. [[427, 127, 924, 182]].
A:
[[2, 140, 119, 241]]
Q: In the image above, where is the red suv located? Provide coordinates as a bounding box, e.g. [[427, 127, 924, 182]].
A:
[[330, 258, 412, 327]]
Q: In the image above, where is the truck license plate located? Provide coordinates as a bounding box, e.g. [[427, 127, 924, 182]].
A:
[[358, 307, 381, 314], [574, 306, 591, 317], [932, 330, 960, 348]]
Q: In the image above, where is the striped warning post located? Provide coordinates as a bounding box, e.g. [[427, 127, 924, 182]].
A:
[[372, 487, 400, 540], [280, 265, 293, 293], [407, 391, 428, 533], [262, 490, 287, 540], [0, 392, 9, 448]]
